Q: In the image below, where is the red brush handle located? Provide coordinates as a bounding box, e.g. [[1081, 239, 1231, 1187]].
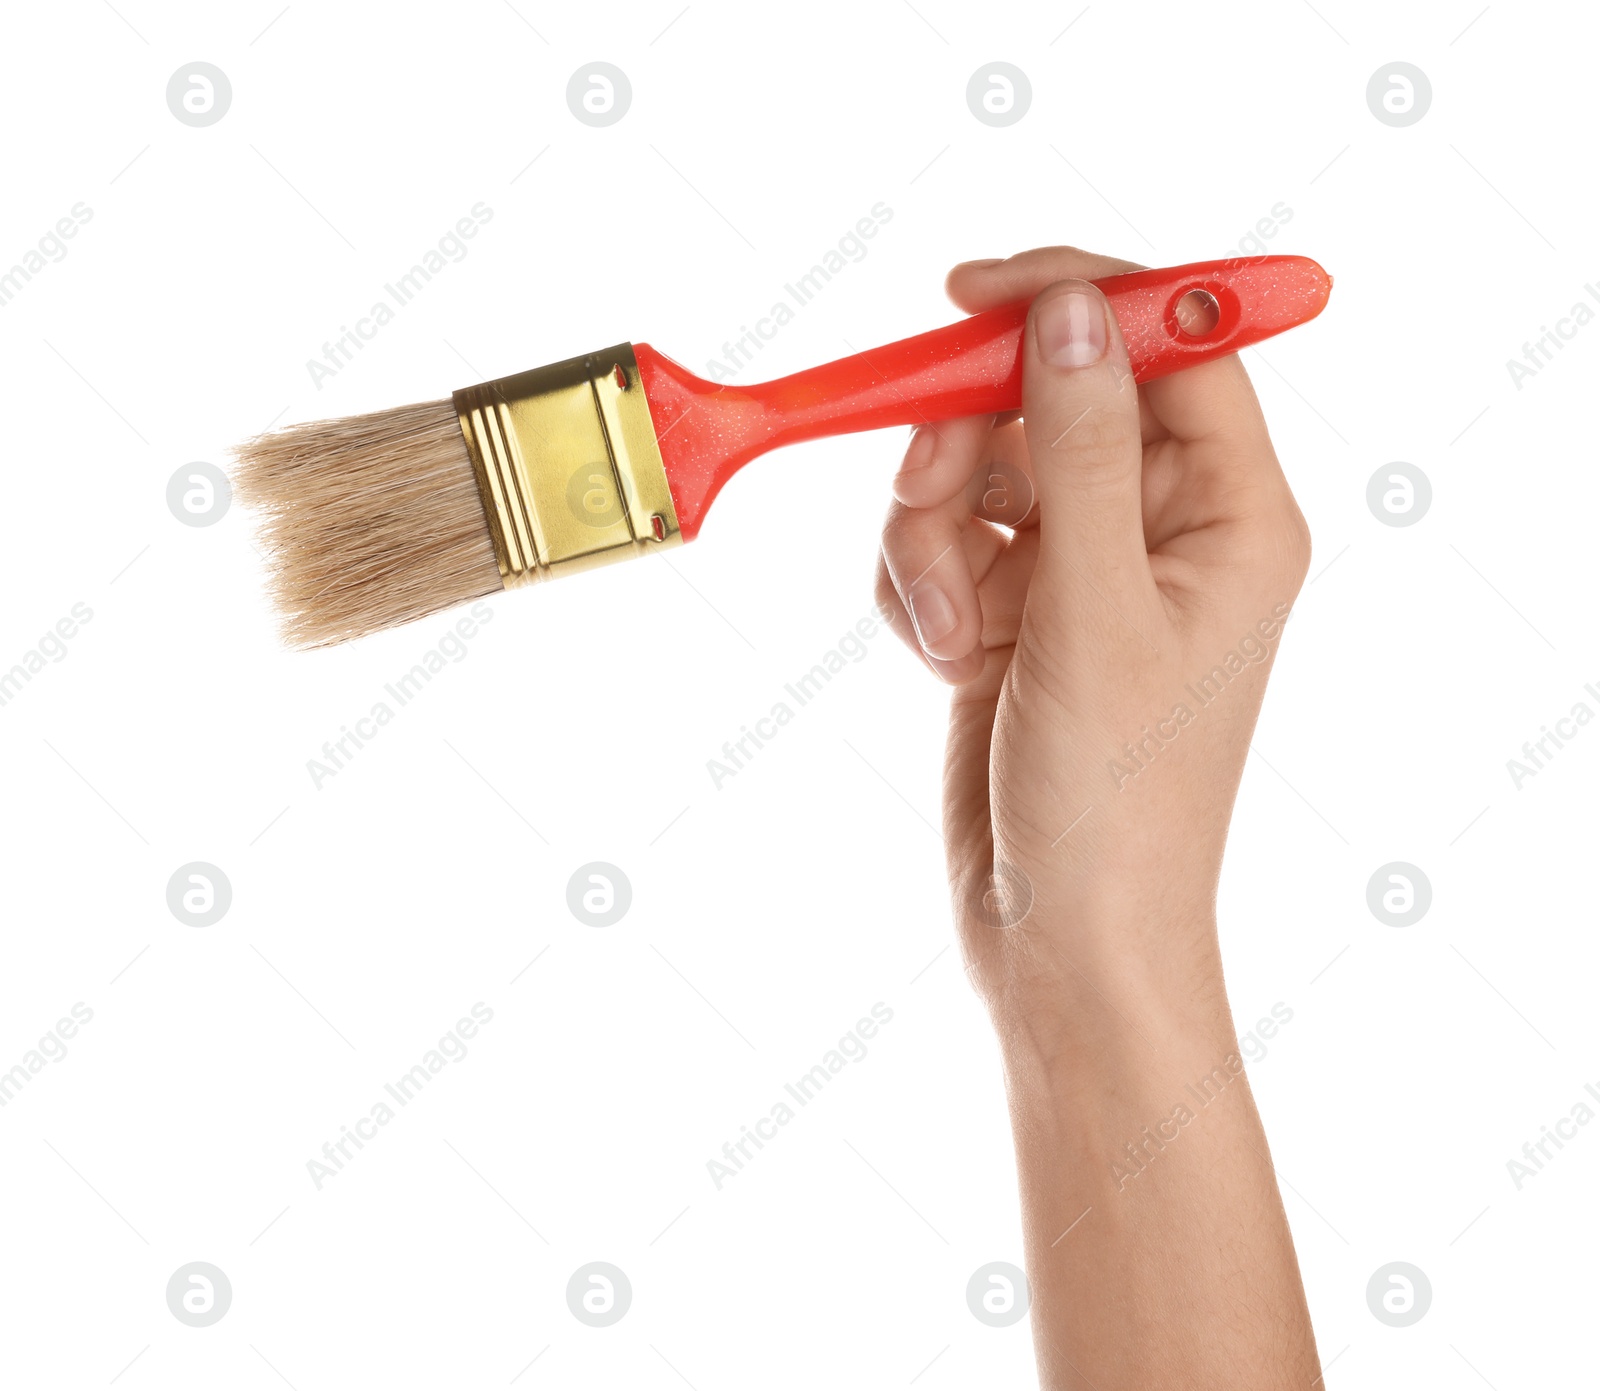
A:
[[635, 255, 1331, 538]]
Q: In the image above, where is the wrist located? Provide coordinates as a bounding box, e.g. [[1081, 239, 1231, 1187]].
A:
[[979, 908, 1234, 1076]]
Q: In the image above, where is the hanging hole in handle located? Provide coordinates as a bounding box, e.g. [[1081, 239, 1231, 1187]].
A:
[[1173, 288, 1222, 339]]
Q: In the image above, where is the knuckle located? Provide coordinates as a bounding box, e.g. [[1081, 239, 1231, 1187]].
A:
[[1033, 394, 1137, 473], [879, 501, 918, 552], [872, 559, 921, 653], [880, 497, 937, 553], [873, 556, 900, 611], [1240, 504, 1312, 599], [881, 509, 963, 589], [1274, 498, 1313, 587], [1228, 484, 1311, 586]]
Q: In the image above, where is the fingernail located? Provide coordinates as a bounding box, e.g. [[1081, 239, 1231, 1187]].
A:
[[909, 583, 957, 649], [900, 426, 936, 473], [959, 257, 1005, 270], [1036, 288, 1107, 367]]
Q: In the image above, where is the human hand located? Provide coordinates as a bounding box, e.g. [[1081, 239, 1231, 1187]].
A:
[[875, 246, 1312, 1052]]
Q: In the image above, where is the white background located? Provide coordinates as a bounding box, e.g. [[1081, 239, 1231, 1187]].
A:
[[1, 1, 1594, 1386]]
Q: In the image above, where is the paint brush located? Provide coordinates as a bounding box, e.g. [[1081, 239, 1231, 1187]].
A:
[[233, 255, 1331, 647]]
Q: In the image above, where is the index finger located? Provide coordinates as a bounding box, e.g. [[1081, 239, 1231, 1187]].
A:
[[945, 246, 1146, 312]]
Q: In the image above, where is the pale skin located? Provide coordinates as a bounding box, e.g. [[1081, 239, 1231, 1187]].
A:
[[875, 247, 1320, 1387]]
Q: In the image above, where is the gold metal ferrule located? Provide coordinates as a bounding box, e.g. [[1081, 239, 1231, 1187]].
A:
[[452, 344, 681, 587]]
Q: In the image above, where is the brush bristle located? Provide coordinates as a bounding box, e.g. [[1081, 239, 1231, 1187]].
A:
[[233, 399, 503, 648]]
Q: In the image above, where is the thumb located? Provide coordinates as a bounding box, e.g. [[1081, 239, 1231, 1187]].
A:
[[1022, 279, 1152, 600]]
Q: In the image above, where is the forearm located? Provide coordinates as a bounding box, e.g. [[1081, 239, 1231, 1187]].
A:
[[997, 919, 1318, 1390], [877, 246, 1322, 1383]]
